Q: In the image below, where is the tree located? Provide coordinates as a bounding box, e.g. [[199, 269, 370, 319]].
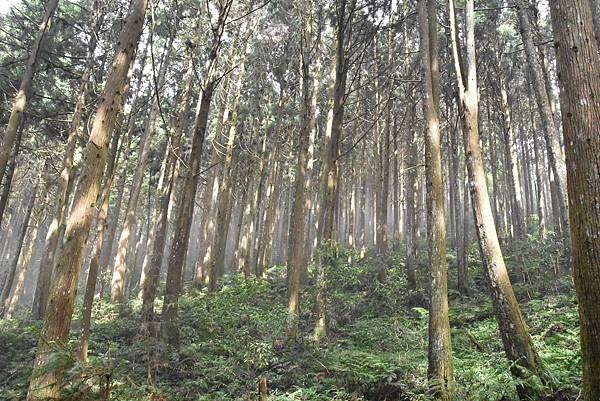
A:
[[549, 1, 600, 398], [32, 0, 104, 320], [448, 0, 548, 397], [515, 0, 569, 237], [141, 53, 195, 329], [0, 165, 44, 318], [313, 0, 356, 341], [286, 0, 319, 340], [110, 6, 180, 303], [161, 0, 233, 348], [0, 0, 59, 223], [419, 0, 453, 398], [77, 127, 122, 361], [209, 22, 251, 291], [27, 0, 149, 397]]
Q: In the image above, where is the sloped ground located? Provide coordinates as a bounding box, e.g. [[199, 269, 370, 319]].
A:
[[0, 243, 581, 401]]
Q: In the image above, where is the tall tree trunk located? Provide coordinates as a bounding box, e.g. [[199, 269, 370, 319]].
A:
[[141, 55, 194, 328], [194, 149, 220, 286], [449, 0, 548, 397], [531, 115, 547, 239], [256, 137, 281, 275], [98, 144, 130, 297], [0, 0, 59, 193], [457, 164, 470, 295], [0, 167, 43, 318], [33, 5, 103, 320], [313, 0, 355, 341], [27, 0, 149, 397], [111, 14, 178, 303], [5, 206, 45, 319], [516, 0, 570, 239], [77, 129, 122, 361], [287, 0, 316, 340], [0, 119, 24, 229], [209, 34, 249, 291], [549, 1, 600, 398], [96, 39, 151, 297], [496, 60, 525, 243], [161, 1, 232, 348], [419, 0, 453, 397], [405, 124, 418, 290]]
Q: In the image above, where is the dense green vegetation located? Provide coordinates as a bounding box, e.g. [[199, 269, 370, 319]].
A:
[[1, 240, 579, 401]]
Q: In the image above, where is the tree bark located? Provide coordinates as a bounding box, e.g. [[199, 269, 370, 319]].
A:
[[33, 4, 103, 320], [549, 1, 600, 398], [496, 60, 525, 243], [209, 34, 249, 291], [141, 54, 194, 328], [405, 124, 418, 290], [449, 0, 547, 397], [111, 15, 178, 303], [419, 0, 453, 397], [516, 0, 570, 238], [0, 119, 24, 230], [27, 0, 149, 397], [0, 0, 58, 189], [77, 128, 122, 361], [313, 0, 355, 341], [0, 167, 43, 318], [286, 0, 317, 340], [161, 1, 232, 348]]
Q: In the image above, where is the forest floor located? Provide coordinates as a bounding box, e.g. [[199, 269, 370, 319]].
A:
[[0, 240, 581, 401]]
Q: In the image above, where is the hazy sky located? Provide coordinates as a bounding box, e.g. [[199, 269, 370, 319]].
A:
[[0, 0, 19, 16]]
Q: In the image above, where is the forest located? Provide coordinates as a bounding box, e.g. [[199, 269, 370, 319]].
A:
[[0, 0, 599, 399]]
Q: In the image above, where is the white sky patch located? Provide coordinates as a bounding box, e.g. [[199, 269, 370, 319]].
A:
[[538, 0, 550, 22], [0, 0, 20, 16]]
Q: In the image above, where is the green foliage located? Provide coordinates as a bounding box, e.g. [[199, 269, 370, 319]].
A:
[[0, 244, 582, 401]]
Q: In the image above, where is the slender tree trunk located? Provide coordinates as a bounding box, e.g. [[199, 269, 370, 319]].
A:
[[0, 0, 59, 190], [531, 115, 547, 239], [141, 55, 194, 328], [521, 133, 535, 224], [27, 0, 149, 397], [420, 0, 453, 397], [0, 119, 24, 229], [99, 146, 130, 297], [497, 63, 525, 243], [393, 126, 401, 250], [313, 0, 355, 341], [287, 0, 316, 339], [209, 36, 249, 291], [5, 207, 45, 319], [449, 0, 547, 398], [549, 2, 600, 398], [194, 150, 220, 286], [197, 47, 235, 280], [33, 6, 103, 320], [111, 16, 178, 303], [256, 139, 281, 275], [302, 59, 319, 267], [0, 168, 43, 318], [161, 2, 232, 348], [405, 125, 418, 290], [458, 164, 470, 295], [77, 130, 121, 361], [97, 40, 151, 297], [516, 0, 570, 238]]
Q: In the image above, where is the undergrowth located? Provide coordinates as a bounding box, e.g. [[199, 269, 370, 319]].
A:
[[0, 237, 581, 400]]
